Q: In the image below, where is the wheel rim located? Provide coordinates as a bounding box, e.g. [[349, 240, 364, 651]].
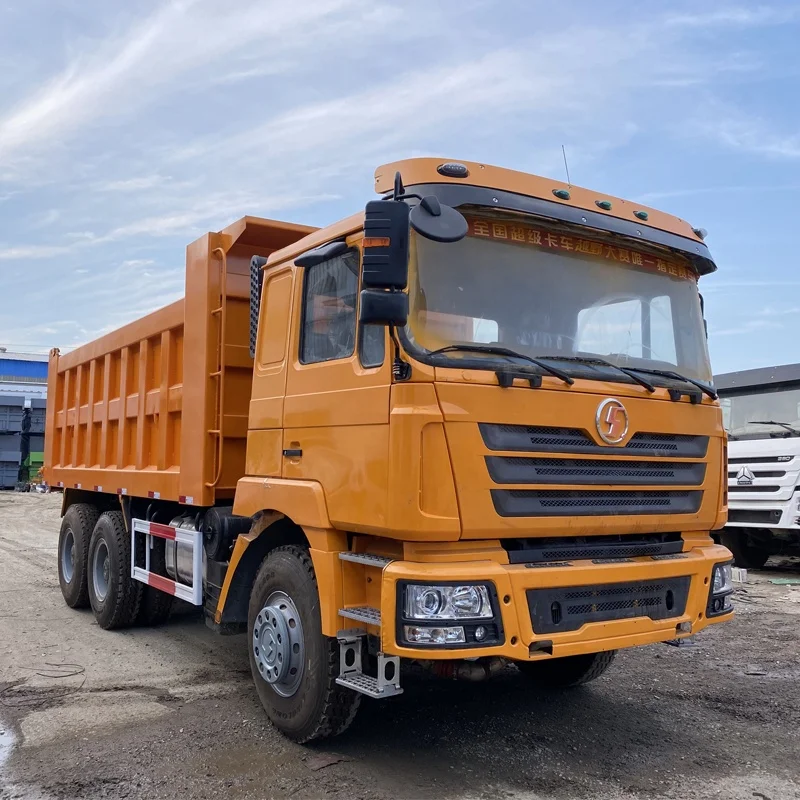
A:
[[92, 540, 110, 602], [61, 529, 75, 584], [253, 591, 304, 697]]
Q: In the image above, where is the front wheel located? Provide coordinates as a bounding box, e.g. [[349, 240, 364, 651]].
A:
[[517, 651, 616, 688], [248, 546, 361, 743], [720, 529, 770, 569]]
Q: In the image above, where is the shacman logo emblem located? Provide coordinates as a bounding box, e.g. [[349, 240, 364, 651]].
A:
[[596, 398, 629, 445], [736, 466, 755, 486]]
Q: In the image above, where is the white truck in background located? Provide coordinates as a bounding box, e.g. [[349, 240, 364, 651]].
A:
[[717, 363, 800, 568]]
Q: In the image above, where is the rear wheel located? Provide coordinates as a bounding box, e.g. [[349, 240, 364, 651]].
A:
[[57, 504, 99, 608], [248, 545, 361, 742], [720, 529, 770, 569], [518, 651, 616, 688], [87, 511, 141, 629]]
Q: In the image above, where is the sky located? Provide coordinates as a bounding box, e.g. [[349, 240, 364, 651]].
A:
[[1, 0, 799, 375]]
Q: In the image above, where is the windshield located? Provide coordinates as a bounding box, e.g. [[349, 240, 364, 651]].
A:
[[406, 214, 712, 383], [721, 386, 800, 438]]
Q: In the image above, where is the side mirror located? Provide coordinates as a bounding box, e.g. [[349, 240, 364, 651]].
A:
[[362, 200, 410, 290], [359, 289, 408, 327], [409, 196, 468, 243]]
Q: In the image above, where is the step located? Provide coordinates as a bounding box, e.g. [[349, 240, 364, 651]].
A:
[[338, 552, 393, 567], [336, 672, 403, 699], [339, 605, 381, 626]]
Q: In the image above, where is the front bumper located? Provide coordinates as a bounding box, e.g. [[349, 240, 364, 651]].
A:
[[378, 544, 733, 661]]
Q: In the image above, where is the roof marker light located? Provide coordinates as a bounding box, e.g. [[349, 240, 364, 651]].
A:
[[596, 200, 612, 211], [634, 210, 649, 221], [437, 162, 469, 178], [553, 189, 571, 200], [693, 227, 708, 240]]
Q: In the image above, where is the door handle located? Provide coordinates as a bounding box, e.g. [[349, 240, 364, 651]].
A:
[[282, 448, 302, 458]]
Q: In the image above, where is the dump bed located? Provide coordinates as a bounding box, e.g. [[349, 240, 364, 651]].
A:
[[44, 216, 316, 506]]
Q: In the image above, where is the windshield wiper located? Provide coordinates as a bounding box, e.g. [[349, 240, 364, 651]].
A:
[[747, 420, 800, 436], [535, 355, 656, 393], [616, 366, 718, 400], [427, 344, 574, 385]]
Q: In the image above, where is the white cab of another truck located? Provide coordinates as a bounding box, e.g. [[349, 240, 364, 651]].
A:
[[716, 363, 800, 568]]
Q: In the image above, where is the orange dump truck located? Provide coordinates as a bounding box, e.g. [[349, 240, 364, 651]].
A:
[[45, 158, 733, 742]]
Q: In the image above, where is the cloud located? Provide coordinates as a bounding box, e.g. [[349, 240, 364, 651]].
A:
[[0, 0, 378, 172], [665, 6, 799, 28], [692, 109, 800, 160], [636, 183, 800, 202], [98, 175, 170, 192], [711, 318, 785, 337]]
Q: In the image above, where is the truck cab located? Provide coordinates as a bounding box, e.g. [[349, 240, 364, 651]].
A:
[[46, 158, 734, 743], [717, 363, 800, 567]]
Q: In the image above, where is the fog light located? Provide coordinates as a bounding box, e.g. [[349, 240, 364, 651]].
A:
[[474, 625, 487, 642], [712, 563, 733, 594], [404, 625, 465, 645]]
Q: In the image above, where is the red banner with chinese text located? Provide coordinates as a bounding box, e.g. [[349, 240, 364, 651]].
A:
[[466, 217, 696, 281]]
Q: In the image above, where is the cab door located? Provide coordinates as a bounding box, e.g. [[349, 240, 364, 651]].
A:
[[283, 245, 391, 531]]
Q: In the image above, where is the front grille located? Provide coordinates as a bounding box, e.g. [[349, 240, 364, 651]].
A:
[[487, 456, 705, 486], [527, 576, 691, 634], [480, 423, 709, 458], [727, 508, 783, 524], [729, 456, 792, 465], [729, 485, 781, 493], [728, 470, 785, 479], [503, 532, 683, 564], [492, 489, 702, 517]]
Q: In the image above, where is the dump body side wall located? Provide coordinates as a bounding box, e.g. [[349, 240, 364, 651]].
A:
[[44, 300, 186, 500], [44, 216, 318, 505]]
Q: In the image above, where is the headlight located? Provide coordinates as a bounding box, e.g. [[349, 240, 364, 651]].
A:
[[712, 563, 733, 595], [404, 584, 493, 620]]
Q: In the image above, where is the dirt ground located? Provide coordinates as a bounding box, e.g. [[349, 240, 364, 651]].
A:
[[1, 493, 799, 800]]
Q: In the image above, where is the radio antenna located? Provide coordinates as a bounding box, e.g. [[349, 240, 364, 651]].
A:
[[561, 145, 572, 187]]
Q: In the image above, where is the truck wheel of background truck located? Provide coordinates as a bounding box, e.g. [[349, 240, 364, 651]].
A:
[[720, 529, 770, 569], [87, 511, 142, 630], [248, 545, 361, 743], [57, 503, 99, 608], [517, 651, 616, 688]]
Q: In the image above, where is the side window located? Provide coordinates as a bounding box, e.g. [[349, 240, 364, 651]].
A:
[[301, 251, 358, 364]]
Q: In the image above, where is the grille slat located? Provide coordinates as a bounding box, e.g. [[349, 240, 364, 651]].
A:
[[729, 456, 793, 465], [487, 456, 706, 486], [480, 423, 709, 458], [527, 576, 691, 634], [728, 470, 785, 479], [729, 485, 781, 493], [492, 489, 703, 517], [503, 532, 683, 563]]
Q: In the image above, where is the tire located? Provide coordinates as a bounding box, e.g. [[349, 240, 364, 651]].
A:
[[720, 530, 770, 569], [136, 537, 173, 626], [87, 511, 141, 630], [57, 503, 99, 608], [518, 650, 616, 688], [248, 545, 361, 743]]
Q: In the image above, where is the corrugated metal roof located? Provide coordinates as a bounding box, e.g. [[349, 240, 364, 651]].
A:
[[715, 363, 800, 393], [0, 351, 49, 362]]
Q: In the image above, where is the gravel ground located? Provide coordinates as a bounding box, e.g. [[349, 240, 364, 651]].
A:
[[1, 491, 799, 800]]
